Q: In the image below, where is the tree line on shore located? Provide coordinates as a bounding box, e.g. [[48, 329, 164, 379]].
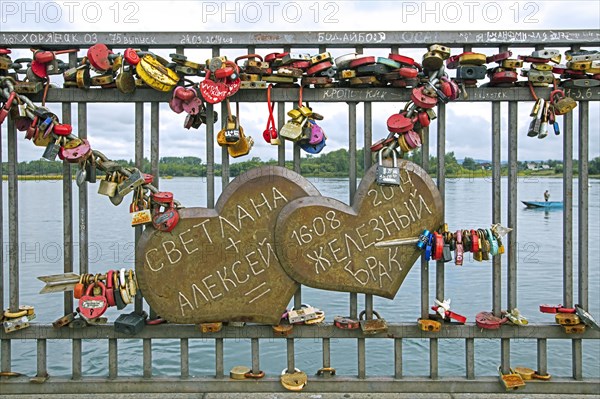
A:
[[3, 149, 600, 178]]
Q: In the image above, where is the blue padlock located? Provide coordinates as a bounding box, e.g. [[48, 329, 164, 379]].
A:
[[417, 229, 431, 249], [424, 234, 433, 261], [299, 135, 326, 154]]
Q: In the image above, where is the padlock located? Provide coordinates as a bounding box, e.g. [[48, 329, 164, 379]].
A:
[[59, 139, 91, 163], [114, 311, 148, 335], [575, 305, 600, 331], [411, 86, 438, 109], [456, 65, 487, 80], [152, 206, 180, 232], [316, 367, 336, 377], [280, 368, 308, 391], [476, 311, 508, 329], [527, 100, 543, 137], [229, 365, 250, 380], [442, 242, 453, 262], [272, 322, 293, 337], [98, 172, 118, 197], [531, 48, 560, 59], [539, 304, 576, 314], [416, 230, 431, 250], [299, 135, 326, 154], [280, 114, 308, 141], [333, 316, 360, 329], [387, 111, 415, 133], [528, 69, 554, 84], [459, 52, 487, 66], [3, 316, 30, 333], [311, 51, 332, 64], [551, 90, 577, 115], [52, 312, 77, 328], [227, 131, 254, 158], [504, 309, 528, 326], [334, 53, 359, 70], [359, 310, 388, 335], [304, 311, 326, 325], [422, 51, 444, 70], [136, 54, 179, 92], [418, 318, 441, 332], [288, 305, 319, 324], [282, 53, 311, 64], [531, 62, 553, 71], [78, 281, 108, 319], [117, 169, 145, 197], [563, 324, 586, 334], [499, 367, 526, 390], [130, 200, 152, 227], [308, 120, 325, 145], [199, 322, 223, 333], [501, 59, 524, 69], [376, 149, 400, 186], [454, 230, 464, 266], [555, 313, 580, 326], [41, 136, 62, 161], [0, 91, 16, 125], [116, 63, 136, 94]]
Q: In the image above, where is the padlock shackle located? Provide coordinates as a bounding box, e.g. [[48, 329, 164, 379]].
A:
[[234, 53, 263, 66]]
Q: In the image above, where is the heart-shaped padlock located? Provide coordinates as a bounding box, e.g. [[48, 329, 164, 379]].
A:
[[200, 70, 229, 104], [182, 88, 203, 115], [387, 112, 415, 133], [299, 135, 326, 154], [78, 281, 108, 319], [263, 127, 279, 144], [152, 207, 180, 232], [169, 87, 186, 114], [59, 139, 91, 163]]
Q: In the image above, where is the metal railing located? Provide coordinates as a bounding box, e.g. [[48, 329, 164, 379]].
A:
[[0, 30, 599, 395]]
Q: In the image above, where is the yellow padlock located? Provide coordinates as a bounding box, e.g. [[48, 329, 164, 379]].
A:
[[136, 55, 179, 92], [459, 53, 487, 66], [502, 59, 524, 69], [567, 60, 591, 71]]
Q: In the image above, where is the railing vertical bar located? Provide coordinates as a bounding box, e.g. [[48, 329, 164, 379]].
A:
[[36, 339, 47, 379], [143, 339, 152, 378], [62, 102, 74, 315], [563, 111, 573, 308], [364, 102, 372, 170], [251, 338, 260, 374], [293, 119, 301, 174], [573, 339, 583, 380], [150, 102, 160, 190], [322, 338, 331, 369], [357, 338, 366, 379], [77, 103, 88, 275], [294, 287, 302, 311], [215, 338, 224, 378], [578, 101, 589, 309], [466, 338, 475, 379], [8, 117, 18, 313], [72, 339, 82, 380], [492, 101, 502, 316], [221, 101, 229, 187], [436, 103, 446, 301], [348, 102, 357, 203], [420, 126, 430, 320], [430, 338, 438, 379], [537, 338, 548, 377], [350, 293, 358, 319], [365, 294, 373, 319], [206, 101, 215, 208], [507, 101, 518, 310], [286, 338, 295, 372], [108, 339, 117, 379], [394, 338, 402, 379], [277, 102, 286, 167], [251, 338, 260, 375], [180, 338, 189, 378], [134, 102, 144, 314], [0, 110, 4, 373]]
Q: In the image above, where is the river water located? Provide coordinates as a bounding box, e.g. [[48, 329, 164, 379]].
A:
[[2, 175, 599, 378]]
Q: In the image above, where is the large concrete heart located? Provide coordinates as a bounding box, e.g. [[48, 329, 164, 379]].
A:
[[275, 160, 443, 298], [137, 166, 320, 325]]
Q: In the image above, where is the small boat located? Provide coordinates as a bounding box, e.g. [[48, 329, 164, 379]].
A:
[[521, 201, 563, 209]]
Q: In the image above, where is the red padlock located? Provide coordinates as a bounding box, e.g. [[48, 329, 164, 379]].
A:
[[388, 53, 415, 66], [470, 229, 480, 253], [78, 281, 108, 319], [53, 123, 72, 136], [215, 65, 234, 79], [124, 48, 140, 65], [200, 70, 229, 104], [387, 112, 415, 133], [411, 86, 438, 109], [30, 59, 49, 78], [87, 43, 113, 72], [306, 61, 333, 76], [287, 60, 311, 70], [59, 139, 91, 163], [333, 316, 360, 329], [349, 56, 375, 69], [152, 207, 180, 232], [25, 116, 39, 140], [404, 130, 421, 149], [491, 71, 518, 84], [34, 50, 55, 64], [417, 111, 430, 128], [174, 86, 196, 102], [0, 48, 11, 55], [398, 67, 418, 79], [152, 191, 174, 206], [0, 91, 16, 125], [106, 270, 116, 307], [486, 51, 512, 63], [476, 311, 508, 329], [143, 173, 154, 184], [539, 304, 577, 314]]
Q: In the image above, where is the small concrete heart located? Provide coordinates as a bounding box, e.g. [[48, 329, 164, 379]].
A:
[[275, 160, 443, 298], [137, 166, 320, 324]]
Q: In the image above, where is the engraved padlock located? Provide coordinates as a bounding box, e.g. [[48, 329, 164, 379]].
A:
[[359, 310, 388, 335], [551, 89, 577, 115], [376, 149, 400, 186], [78, 281, 108, 320]]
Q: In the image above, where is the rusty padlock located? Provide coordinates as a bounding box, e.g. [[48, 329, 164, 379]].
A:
[[333, 316, 360, 330], [550, 89, 577, 115], [499, 367, 526, 390], [359, 310, 388, 335], [555, 313, 580, 326], [563, 324, 586, 334], [199, 322, 223, 333], [272, 323, 293, 337]]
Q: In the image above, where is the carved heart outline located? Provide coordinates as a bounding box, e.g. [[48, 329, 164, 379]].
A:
[[136, 166, 321, 324], [275, 160, 443, 299]]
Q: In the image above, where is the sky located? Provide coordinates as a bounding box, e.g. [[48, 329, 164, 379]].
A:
[[1, 0, 599, 164]]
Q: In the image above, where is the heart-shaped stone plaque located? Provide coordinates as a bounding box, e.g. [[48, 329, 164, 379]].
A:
[[137, 166, 320, 324], [275, 160, 443, 298]]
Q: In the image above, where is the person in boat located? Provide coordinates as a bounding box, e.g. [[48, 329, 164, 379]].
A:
[[544, 190, 550, 202]]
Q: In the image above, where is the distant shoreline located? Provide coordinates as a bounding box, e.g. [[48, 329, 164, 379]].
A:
[[3, 173, 600, 181]]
